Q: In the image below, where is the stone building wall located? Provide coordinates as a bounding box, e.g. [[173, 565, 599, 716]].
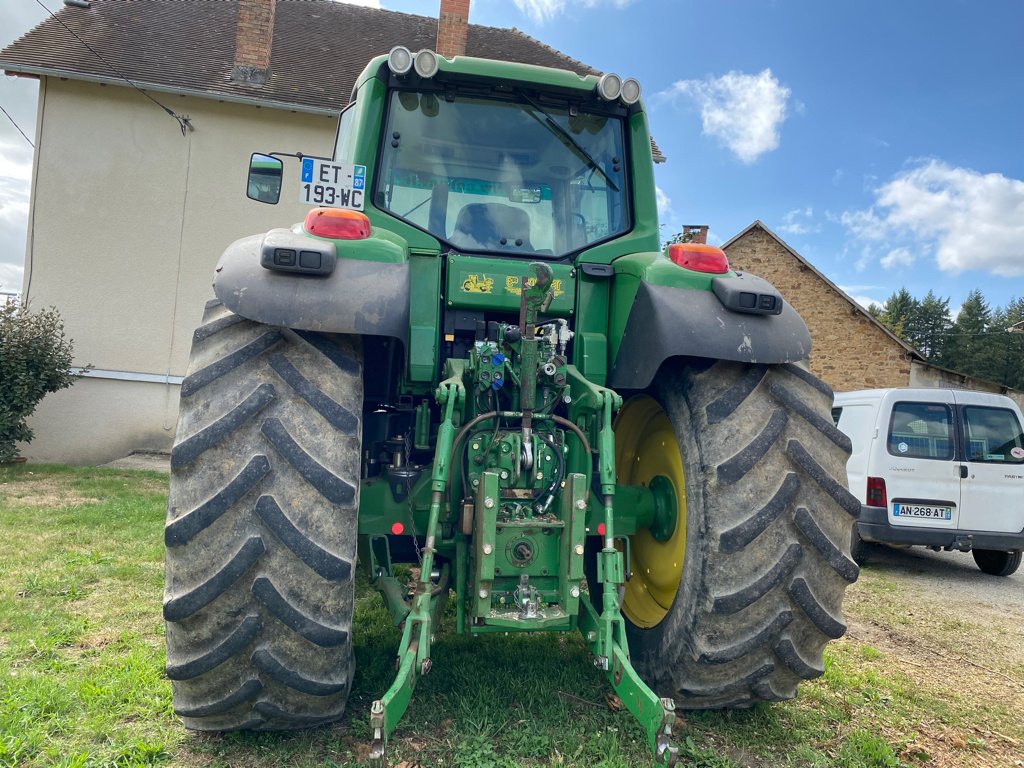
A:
[[724, 225, 914, 393], [910, 361, 1024, 410]]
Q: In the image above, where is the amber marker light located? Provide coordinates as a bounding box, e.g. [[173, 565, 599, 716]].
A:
[[304, 207, 371, 240], [668, 243, 730, 274]]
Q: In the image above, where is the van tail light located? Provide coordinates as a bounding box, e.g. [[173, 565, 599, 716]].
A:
[[668, 243, 730, 274], [866, 477, 887, 508]]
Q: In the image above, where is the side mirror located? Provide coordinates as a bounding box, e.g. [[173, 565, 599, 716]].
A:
[[247, 153, 283, 204]]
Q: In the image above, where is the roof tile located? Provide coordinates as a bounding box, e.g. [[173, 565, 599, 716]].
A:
[[0, 0, 598, 112]]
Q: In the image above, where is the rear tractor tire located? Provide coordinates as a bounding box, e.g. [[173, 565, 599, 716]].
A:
[[972, 548, 1022, 577], [614, 360, 861, 708], [164, 300, 362, 730]]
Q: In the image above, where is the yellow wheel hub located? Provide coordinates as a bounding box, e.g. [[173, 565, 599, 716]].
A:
[[614, 396, 687, 628]]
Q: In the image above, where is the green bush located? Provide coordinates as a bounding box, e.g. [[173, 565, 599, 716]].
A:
[[0, 301, 83, 463]]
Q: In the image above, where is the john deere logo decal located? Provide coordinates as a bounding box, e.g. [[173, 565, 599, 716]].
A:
[[461, 274, 494, 294]]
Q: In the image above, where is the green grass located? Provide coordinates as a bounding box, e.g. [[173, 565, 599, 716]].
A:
[[1, 465, 1020, 767]]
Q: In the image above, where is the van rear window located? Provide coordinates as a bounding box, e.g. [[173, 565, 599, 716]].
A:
[[962, 406, 1024, 463], [887, 402, 954, 460]]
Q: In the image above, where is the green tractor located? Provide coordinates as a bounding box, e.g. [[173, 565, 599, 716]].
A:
[[163, 47, 860, 764]]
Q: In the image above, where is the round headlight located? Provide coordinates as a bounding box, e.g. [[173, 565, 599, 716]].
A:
[[388, 46, 413, 76], [620, 78, 642, 105], [596, 73, 622, 101], [414, 49, 440, 79]]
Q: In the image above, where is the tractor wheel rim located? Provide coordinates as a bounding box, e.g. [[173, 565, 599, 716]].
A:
[[614, 395, 687, 628]]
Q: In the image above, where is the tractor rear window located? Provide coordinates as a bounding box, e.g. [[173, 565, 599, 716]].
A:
[[375, 90, 628, 258]]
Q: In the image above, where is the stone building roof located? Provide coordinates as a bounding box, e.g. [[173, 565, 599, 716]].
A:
[[0, 0, 599, 115], [722, 220, 926, 362]]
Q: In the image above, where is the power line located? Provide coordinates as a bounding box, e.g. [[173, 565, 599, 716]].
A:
[[0, 103, 33, 147], [31, 0, 192, 135]]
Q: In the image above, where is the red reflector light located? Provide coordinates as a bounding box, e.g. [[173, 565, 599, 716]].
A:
[[304, 207, 371, 240], [597, 522, 606, 536], [391, 521, 405, 535], [866, 477, 887, 508], [668, 243, 730, 274]]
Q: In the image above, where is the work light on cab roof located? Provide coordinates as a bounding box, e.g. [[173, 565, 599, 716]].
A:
[[387, 45, 413, 76], [414, 49, 440, 78], [388, 46, 441, 79], [596, 72, 642, 105]]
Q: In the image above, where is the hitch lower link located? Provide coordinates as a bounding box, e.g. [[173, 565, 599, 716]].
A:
[[579, 391, 679, 765], [369, 347, 680, 766], [369, 377, 463, 763]]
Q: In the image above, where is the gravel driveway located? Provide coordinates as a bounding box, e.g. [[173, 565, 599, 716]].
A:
[[859, 543, 1023, 619]]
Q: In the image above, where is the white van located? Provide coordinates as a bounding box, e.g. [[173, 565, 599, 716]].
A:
[[832, 388, 1024, 576]]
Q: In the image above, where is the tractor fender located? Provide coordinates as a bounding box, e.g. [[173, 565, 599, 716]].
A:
[[212, 232, 409, 344], [609, 282, 811, 390]]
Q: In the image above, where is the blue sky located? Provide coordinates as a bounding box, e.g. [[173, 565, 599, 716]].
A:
[[2, 0, 1023, 314]]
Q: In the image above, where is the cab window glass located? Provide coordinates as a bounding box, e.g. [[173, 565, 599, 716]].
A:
[[375, 91, 627, 257], [333, 102, 358, 162], [962, 406, 1024, 463], [887, 402, 954, 460]]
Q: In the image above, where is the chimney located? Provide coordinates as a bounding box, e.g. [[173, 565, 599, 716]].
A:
[[437, 0, 469, 58], [681, 225, 709, 244], [232, 0, 276, 85]]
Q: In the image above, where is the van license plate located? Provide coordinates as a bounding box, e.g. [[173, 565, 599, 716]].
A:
[[892, 503, 952, 520]]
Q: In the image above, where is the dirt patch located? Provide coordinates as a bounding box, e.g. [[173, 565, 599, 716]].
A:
[[0, 475, 101, 507], [840, 548, 1024, 768]]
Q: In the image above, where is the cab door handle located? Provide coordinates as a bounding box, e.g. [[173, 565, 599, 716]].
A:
[[959, 465, 968, 479]]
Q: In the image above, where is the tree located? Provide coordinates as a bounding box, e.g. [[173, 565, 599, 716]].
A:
[[0, 302, 84, 463], [872, 287, 1023, 390], [941, 289, 993, 375], [877, 288, 918, 339], [991, 298, 1024, 390], [905, 290, 951, 360]]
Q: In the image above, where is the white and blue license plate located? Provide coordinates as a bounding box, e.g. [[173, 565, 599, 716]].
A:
[[299, 159, 366, 210], [892, 503, 952, 520]]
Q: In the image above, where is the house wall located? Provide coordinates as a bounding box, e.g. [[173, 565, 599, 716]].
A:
[[724, 227, 913, 392], [22, 78, 336, 464]]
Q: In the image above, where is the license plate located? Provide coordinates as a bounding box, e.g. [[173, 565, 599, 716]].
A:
[[892, 503, 952, 520], [299, 159, 366, 210]]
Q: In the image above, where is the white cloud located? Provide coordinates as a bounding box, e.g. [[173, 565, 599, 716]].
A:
[[846, 294, 884, 312], [840, 160, 1024, 276], [511, 0, 634, 23], [332, 0, 381, 7], [0, 137, 33, 289], [777, 207, 817, 236], [853, 245, 874, 273], [839, 285, 885, 311], [0, 139, 32, 183], [0, 261, 23, 294], [660, 69, 790, 164], [655, 186, 671, 218], [880, 247, 914, 270]]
